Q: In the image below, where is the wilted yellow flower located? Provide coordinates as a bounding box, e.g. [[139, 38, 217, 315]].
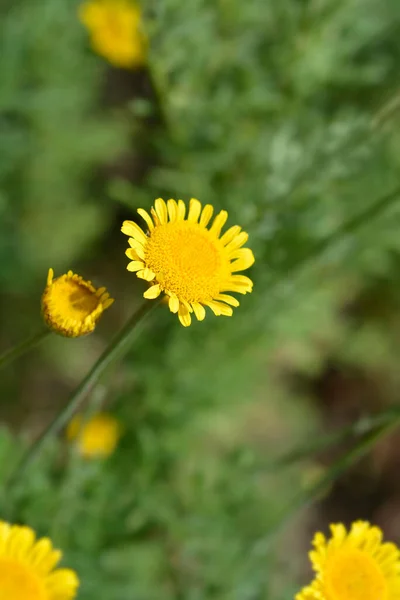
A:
[[42, 268, 114, 338], [0, 520, 78, 600], [121, 198, 255, 326], [79, 0, 146, 68], [67, 413, 121, 458], [296, 521, 400, 600]]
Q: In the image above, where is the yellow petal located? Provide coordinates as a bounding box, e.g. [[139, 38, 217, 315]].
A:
[[168, 295, 179, 313], [29, 538, 57, 571], [126, 260, 145, 272], [178, 304, 191, 327], [209, 210, 228, 237], [137, 208, 154, 232], [46, 568, 80, 596], [230, 248, 255, 272], [215, 294, 240, 307], [181, 299, 193, 312], [188, 198, 202, 223], [199, 204, 214, 227], [192, 302, 206, 321], [176, 199, 186, 221], [150, 207, 160, 226], [167, 199, 178, 222], [103, 298, 114, 309], [226, 275, 253, 294], [47, 268, 54, 286], [205, 301, 222, 316], [125, 248, 142, 261], [121, 220, 148, 244], [225, 231, 249, 254], [207, 301, 233, 316], [8, 526, 35, 560], [144, 284, 161, 299], [154, 198, 168, 224], [128, 238, 145, 260], [136, 268, 156, 281], [220, 225, 241, 246]]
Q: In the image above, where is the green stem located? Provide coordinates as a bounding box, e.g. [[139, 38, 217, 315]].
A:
[[0, 329, 51, 371], [5, 300, 156, 489], [261, 406, 400, 471], [287, 184, 400, 284], [253, 410, 400, 553]]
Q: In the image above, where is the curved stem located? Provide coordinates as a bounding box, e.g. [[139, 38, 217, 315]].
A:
[[5, 300, 156, 489], [261, 406, 400, 471], [0, 329, 51, 371], [285, 184, 400, 285], [251, 409, 400, 555]]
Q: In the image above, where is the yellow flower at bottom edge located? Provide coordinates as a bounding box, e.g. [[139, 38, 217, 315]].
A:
[[121, 198, 255, 327], [67, 413, 121, 458], [79, 0, 146, 68], [296, 521, 400, 600], [0, 521, 78, 600], [42, 268, 114, 338]]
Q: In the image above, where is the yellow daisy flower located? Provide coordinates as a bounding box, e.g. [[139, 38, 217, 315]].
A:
[[296, 520, 400, 600], [79, 0, 146, 68], [42, 268, 114, 338], [0, 520, 78, 600], [67, 413, 121, 458], [121, 198, 255, 326]]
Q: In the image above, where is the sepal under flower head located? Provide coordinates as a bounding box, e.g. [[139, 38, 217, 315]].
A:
[[42, 269, 114, 338]]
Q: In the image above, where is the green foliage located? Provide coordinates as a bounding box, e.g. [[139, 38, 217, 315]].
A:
[[1, 0, 400, 598]]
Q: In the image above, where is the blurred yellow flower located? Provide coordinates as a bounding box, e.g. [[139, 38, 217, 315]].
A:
[[296, 520, 400, 600], [67, 413, 121, 458], [42, 268, 114, 338], [79, 0, 146, 68], [121, 198, 255, 327], [0, 520, 78, 600]]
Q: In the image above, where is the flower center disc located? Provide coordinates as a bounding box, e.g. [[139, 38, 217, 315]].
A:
[[56, 280, 99, 320], [145, 221, 230, 303], [0, 558, 45, 600], [326, 549, 387, 600]]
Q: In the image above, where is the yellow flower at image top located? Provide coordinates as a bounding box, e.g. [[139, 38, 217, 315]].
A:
[[67, 413, 121, 458], [296, 520, 400, 600], [122, 198, 255, 326], [42, 269, 114, 338], [0, 520, 78, 600], [79, 0, 146, 68]]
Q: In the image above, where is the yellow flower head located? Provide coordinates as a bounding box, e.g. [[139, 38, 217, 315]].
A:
[[121, 198, 255, 326], [67, 413, 121, 458], [0, 520, 79, 600], [42, 268, 114, 338], [296, 521, 400, 600], [79, 0, 146, 68]]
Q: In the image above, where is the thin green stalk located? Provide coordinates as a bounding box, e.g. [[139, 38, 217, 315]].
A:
[[0, 329, 51, 371], [261, 406, 400, 471], [5, 300, 156, 490], [285, 183, 400, 285], [251, 410, 400, 557]]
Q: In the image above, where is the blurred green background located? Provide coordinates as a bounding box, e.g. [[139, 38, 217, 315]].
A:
[[2, 0, 400, 598]]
